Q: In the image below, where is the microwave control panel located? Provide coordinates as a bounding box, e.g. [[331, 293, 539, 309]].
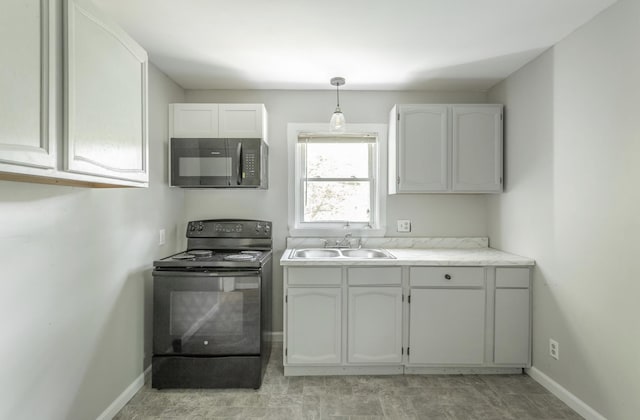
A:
[[244, 152, 257, 179]]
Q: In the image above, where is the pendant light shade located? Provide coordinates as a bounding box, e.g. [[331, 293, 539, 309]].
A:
[[329, 77, 346, 133]]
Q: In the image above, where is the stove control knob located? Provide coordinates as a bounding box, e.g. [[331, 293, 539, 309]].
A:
[[189, 223, 195, 231], [197, 223, 204, 231], [265, 224, 271, 233]]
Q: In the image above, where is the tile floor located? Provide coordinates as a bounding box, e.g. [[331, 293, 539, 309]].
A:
[[115, 343, 582, 419]]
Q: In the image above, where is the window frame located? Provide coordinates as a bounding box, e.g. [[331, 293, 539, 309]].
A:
[[287, 123, 387, 237]]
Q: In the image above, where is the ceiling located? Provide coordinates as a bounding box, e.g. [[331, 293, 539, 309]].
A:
[[93, 0, 616, 91]]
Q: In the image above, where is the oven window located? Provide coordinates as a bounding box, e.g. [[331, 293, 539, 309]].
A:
[[170, 291, 243, 337], [179, 157, 232, 177]]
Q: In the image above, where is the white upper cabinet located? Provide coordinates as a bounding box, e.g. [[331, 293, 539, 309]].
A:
[[64, 0, 148, 183], [0, 0, 149, 187], [170, 104, 267, 139], [393, 105, 448, 192], [171, 104, 219, 138], [219, 104, 265, 138], [389, 104, 503, 194], [452, 105, 503, 192], [0, 0, 56, 171]]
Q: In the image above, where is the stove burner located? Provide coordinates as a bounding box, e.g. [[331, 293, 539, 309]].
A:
[[172, 254, 196, 260], [188, 250, 213, 258], [224, 254, 255, 261], [240, 251, 263, 255]]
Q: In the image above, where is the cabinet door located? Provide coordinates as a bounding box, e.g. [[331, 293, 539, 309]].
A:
[[65, 0, 148, 183], [0, 0, 55, 170], [348, 287, 402, 364], [409, 288, 485, 364], [494, 288, 530, 365], [286, 288, 341, 365], [219, 104, 265, 138], [451, 105, 502, 192], [494, 268, 531, 365], [171, 104, 219, 138], [397, 105, 448, 192]]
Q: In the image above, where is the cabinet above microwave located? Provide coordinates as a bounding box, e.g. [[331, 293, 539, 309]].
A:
[[169, 103, 268, 141]]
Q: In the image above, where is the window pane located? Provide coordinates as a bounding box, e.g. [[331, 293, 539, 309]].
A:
[[304, 181, 370, 222], [306, 143, 369, 178]]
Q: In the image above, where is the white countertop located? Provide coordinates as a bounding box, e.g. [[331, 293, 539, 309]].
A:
[[280, 237, 535, 267]]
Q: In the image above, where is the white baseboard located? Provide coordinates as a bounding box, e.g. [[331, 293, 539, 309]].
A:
[[269, 331, 283, 342], [526, 367, 607, 420], [97, 366, 150, 420]]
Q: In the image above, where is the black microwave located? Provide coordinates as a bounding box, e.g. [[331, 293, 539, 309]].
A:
[[170, 138, 268, 188]]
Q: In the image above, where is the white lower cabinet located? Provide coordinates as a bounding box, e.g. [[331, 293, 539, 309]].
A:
[[494, 268, 531, 365], [286, 287, 341, 365], [283, 264, 531, 375], [348, 287, 403, 364], [408, 288, 485, 364]]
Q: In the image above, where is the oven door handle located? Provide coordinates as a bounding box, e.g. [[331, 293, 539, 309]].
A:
[[152, 270, 261, 278]]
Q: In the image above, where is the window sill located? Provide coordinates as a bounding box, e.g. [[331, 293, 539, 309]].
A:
[[288, 227, 386, 238]]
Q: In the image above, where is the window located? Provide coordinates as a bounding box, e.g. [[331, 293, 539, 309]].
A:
[[288, 123, 387, 236]]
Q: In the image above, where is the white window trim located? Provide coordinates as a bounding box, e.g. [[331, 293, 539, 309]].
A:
[[287, 123, 387, 237]]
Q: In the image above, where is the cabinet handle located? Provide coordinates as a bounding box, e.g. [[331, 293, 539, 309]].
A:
[[444, 274, 451, 280]]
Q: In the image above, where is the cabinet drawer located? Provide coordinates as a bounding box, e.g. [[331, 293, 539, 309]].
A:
[[287, 267, 342, 286], [347, 267, 401, 286], [496, 267, 530, 288], [410, 267, 484, 287]]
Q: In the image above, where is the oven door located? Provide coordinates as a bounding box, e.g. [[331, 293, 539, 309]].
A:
[[153, 270, 261, 356]]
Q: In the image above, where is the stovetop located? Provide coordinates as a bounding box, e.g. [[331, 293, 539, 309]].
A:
[[154, 219, 273, 270], [154, 249, 272, 269]]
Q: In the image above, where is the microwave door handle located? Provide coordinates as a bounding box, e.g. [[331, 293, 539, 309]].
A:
[[236, 142, 243, 185]]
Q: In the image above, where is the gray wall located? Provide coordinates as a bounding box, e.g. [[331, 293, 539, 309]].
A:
[[183, 89, 490, 332], [0, 64, 184, 420], [487, 0, 640, 418]]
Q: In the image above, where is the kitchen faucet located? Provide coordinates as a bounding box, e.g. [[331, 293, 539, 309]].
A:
[[324, 233, 361, 249]]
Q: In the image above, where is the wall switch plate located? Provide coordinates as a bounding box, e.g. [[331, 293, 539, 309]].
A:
[[159, 229, 166, 246], [549, 339, 559, 360], [397, 219, 411, 232]]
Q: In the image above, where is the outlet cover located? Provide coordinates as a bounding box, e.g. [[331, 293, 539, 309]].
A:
[[159, 229, 166, 246], [549, 339, 559, 360], [397, 220, 411, 232]]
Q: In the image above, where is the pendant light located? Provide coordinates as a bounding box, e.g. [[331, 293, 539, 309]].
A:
[[329, 77, 346, 133]]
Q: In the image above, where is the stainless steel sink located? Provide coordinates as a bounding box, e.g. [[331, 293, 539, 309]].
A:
[[340, 248, 394, 259], [291, 248, 395, 259], [292, 249, 341, 258]]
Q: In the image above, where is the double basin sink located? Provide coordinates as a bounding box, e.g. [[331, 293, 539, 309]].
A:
[[291, 248, 395, 259]]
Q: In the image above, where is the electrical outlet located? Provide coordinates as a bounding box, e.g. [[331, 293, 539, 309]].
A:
[[397, 219, 411, 232], [549, 339, 559, 360], [159, 229, 166, 246]]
